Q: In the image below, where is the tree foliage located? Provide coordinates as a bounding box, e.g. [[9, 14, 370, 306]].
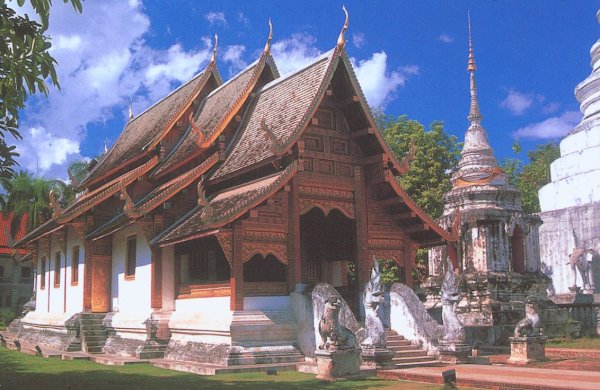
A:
[[501, 141, 560, 214], [378, 114, 461, 219], [376, 113, 461, 284], [1, 170, 72, 236], [0, 0, 82, 188]]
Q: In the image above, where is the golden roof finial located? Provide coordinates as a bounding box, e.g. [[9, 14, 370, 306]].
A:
[[264, 18, 273, 55], [210, 33, 218, 64], [128, 98, 134, 121], [337, 5, 349, 49], [467, 11, 476, 72]]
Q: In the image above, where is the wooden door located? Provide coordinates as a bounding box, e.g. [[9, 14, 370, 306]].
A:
[[91, 256, 111, 312]]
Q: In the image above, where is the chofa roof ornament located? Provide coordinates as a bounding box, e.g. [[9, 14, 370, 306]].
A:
[[264, 18, 273, 56], [210, 33, 218, 64], [337, 5, 349, 49]]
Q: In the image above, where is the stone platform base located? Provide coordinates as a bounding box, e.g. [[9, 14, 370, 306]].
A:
[[508, 336, 547, 365], [316, 348, 361, 380], [438, 342, 471, 364], [360, 347, 396, 369]]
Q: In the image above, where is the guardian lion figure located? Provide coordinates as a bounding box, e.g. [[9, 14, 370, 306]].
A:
[[362, 257, 385, 347], [319, 296, 356, 350], [514, 296, 541, 337], [568, 248, 597, 292]]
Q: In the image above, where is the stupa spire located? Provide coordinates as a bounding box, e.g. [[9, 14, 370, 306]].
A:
[[467, 12, 482, 125]]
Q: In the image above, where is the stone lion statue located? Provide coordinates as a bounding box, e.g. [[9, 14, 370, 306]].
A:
[[514, 296, 542, 338], [319, 296, 356, 350]]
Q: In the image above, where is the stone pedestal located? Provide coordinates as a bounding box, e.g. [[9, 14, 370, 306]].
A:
[[438, 342, 471, 364], [507, 336, 547, 365], [360, 347, 396, 369], [315, 349, 361, 380]]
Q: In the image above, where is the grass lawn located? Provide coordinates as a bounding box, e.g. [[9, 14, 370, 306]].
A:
[[0, 346, 446, 390], [547, 336, 600, 349]]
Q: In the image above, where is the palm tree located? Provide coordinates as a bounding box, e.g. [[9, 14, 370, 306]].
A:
[[1, 171, 73, 236]]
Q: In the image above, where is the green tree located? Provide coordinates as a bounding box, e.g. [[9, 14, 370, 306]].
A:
[[0, 0, 82, 188], [376, 114, 461, 283], [379, 114, 461, 218], [501, 141, 560, 214], [1, 170, 71, 235]]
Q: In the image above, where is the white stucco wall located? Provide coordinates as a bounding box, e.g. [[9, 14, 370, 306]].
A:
[[170, 296, 233, 344], [111, 224, 152, 317], [65, 226, 84, 314], [243, 296, 290, 311]]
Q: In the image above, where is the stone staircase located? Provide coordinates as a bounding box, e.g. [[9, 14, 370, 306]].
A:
[[386, 329, 440, 368], [80, 313, 108, 354]]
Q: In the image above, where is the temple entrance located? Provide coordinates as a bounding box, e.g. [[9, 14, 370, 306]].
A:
[[300, 207, 358, 313], [91, 256, 111, 312]]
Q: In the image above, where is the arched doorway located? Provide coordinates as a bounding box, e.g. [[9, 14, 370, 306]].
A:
[[511, 225, 525, 273], [300, 207, 358, 312]]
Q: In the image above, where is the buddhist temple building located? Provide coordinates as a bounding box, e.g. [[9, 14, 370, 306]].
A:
[[538, 11, 600, 299], [13, 13, 454, 364], [0, 213, 32, 313], [424, 17, 576, 344]]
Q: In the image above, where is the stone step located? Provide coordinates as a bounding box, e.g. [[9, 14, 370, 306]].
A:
[[86, 346, 105, 354], [393, 359, 444, 369], [62, 352, 91, 361], [151, 359, 299, 376], [392, 355, 437, 364], [227, 353, 305, 366], [390, 349, 428, 358], [91, 355, 150, 366], [83, 335, 108, 342], [387, 339, 412, 346], [388, 344, 420, 352]]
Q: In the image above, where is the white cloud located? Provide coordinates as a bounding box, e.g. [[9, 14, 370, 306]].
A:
[[438, 34, 454, 43], [236, 12, 250, 27], [222, 45, 247, 76], [205, 12, 226, 26], [19, 127, 80, 170], [352, 32, 365, 48], [500, 88, 544, 116], [543, 102, 561, 114], [512, 111, 582, 139], [271, 33, 322, 76], [15, 0, 211, 178], [352, 52, 416, 108], [145, 44, 209, 84]]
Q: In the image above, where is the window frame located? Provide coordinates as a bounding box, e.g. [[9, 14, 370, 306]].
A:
[[54, 251, 61, 287], [40, 257, 46, 290], [71, 245, 80, 286], [125, 235, 137, 280]]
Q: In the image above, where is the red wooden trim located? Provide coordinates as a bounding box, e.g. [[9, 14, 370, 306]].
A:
[[230, 220, 244, 311], [151, 246, 162, 308]]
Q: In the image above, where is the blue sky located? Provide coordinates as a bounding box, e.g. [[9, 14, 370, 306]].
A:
[[13, 0, 600, 179]]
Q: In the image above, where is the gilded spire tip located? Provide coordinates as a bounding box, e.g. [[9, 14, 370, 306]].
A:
[[337, 5, 349, 49], [210, 33, 218, 63], [264, 18, 273, 55], [467, 11, 476, 72]]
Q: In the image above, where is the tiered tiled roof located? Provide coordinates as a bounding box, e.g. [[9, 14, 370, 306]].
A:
[[154, 161, 298, 245], [87, 151, 221, 240], [0, 213, 27, 255], [81, 67, 220, 188], [152, 56, 277, 178], [212, 51, 335, 180]]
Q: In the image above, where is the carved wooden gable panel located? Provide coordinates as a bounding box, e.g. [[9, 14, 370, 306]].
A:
[[242, 230, 288, 265], [301, 99, 355, 180], [298, 185, 355, 219]]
